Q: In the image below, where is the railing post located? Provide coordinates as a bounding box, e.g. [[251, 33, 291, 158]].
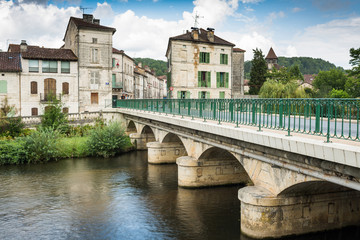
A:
[[252, 102, 256, 125], [287, 100, 292, 136], [279, 99, 283, 128], [315, 99, 321, 133], [230, 100, 234, 122], [326, 100, 332, 143], [213, 100, 217, 120]]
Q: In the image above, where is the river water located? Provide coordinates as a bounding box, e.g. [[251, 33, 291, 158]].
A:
[[0, 151, 358, 240]]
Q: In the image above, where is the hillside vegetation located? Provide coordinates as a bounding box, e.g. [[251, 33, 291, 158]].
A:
[[244, 56, 344, 78], [134, 58, 167, 76]]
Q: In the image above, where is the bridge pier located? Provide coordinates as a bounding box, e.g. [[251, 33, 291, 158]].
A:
[[146, 142, 187, 164], [129, 133, 155, 150], [176, 156, 248, 188], [238, 186, 360, 239]]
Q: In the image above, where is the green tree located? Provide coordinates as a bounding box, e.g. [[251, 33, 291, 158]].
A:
[[249, 48, 267, 95], [345, 77, 360, 98], [41, 95, 68, 132], [349, 47, 360, 76], [0, 97, 23, 137], [329, 89, 350, 98], [312, 69, 348, 97], [288, 65, 304, 80]]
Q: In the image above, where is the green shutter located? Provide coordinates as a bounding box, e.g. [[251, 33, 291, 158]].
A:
[[0, 80, 7, 93], [206, 92, 210, 99], [112, 74, 116, 86], [198, 71, 201, 87], [216, 72, 220, 88], [186, 91, 190, 99], [206, 72, 211, 88], [177, 91, 181, 99], [225, 72, 229, 88], [220, 91, 225, 99], [220, 54, 223, 64], [198, 91, 201, 99], [206, 53, 210, 63], [225, 54, 228, 64]]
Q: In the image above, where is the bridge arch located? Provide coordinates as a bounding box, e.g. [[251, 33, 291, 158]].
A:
[[161, 133, 188, 156], [126, 120, 137, 134]]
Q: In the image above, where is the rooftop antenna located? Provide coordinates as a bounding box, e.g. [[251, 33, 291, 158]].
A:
[[193, 11, 204, 28], [80, 6, 92, 14]]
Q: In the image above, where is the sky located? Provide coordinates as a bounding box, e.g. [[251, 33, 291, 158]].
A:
[[0, 0, 359, 69]]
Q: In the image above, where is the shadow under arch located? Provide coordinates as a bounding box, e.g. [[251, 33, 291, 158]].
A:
[[141, 125, 155, 136], [161, 132, 188, 155], [278, 180, 354, 197], [198, 147, 252, 184], [126, 120, 137, 134]]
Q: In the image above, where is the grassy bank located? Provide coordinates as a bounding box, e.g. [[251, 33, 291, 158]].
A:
[[0, 122, 133, 165]]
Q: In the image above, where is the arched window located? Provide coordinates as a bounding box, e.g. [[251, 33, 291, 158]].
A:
[[62, 82, 69, 95], [30, 81, 37, 94]]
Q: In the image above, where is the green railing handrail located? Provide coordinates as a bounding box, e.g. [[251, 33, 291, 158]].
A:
[[113, 98, 360, 142]]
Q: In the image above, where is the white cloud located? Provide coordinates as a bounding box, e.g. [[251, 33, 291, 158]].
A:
[[267, 11, 285, 23], [240, 0, 263, 3], [285, 45, 298, 57], [0, 1, 80, 51], [289, 17, 360, 68], [93, 2, 114, 24], [292, 7, 303, 13]]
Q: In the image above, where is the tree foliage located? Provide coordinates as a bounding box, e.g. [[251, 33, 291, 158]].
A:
[[349, 47, 360, 76], [41, 95, 68, 132], [249, 48, 267, 95], [0, 97, 24, 138], [329, 89, 350, 98], [134, 58, 167, 76], [312, 69, 348, 97]]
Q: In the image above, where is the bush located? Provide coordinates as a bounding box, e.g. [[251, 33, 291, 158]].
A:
[[41, 96, 69, 133], [56, 136, 89, 158], [86, 122, 132, 158], [22, 127, 60, 163], [0, 139, 26, 165]]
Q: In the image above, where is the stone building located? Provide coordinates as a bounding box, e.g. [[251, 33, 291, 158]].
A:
[[166, 28, 245, 99], [6, 41, 78, 116], [63, 14, 115, 112]]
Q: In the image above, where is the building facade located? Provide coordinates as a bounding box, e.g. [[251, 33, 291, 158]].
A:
[[166, 28, 245, 99]]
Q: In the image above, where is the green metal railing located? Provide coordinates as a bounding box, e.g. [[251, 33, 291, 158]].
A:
[[114, 98, 360, 142]]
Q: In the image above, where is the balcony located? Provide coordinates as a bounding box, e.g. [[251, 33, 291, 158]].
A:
[[40, 93, 62, 102], [112, 82, 123, 89]]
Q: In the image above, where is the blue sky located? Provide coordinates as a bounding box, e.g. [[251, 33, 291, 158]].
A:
[[1, 0, 360, 68]]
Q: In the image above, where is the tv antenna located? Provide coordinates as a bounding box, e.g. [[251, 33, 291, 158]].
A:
[[193, 11, 204, 28], [80, 6, 92, 14]]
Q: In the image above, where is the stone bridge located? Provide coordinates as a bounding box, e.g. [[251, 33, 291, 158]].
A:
[[108, 108, 360, 239]]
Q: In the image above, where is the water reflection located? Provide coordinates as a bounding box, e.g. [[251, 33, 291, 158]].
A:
[[0, 151, 358, 240]]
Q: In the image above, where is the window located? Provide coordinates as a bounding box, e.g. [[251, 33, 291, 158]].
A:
[[62, 107, 69, 114], [177, 91, 190, 99], [0, 80, 7, 93], [198, 71, 211, 88], [61, 61, 70, 73], [91, 93, 99, 104], [198, 91, 209, 99], [31, 108, 38, 116], [92, 38, 97, 44], [42, 60, 58, 73], [220, 54, 228, 64], [90, 72, 100, 84], [62, 82, 69, 95], [29, 60, 39, 72], [216, 72, 229, 88], [30, 81, 37, 94], [91, 48, 99, 63], [112, 58, 115, 68], [219, 91, 225, 99], [199, 52, 210, 63]]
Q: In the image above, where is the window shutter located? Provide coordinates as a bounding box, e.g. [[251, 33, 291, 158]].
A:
[[177, 91, 181, 99], [225, 54, 228, 64], [220, 91, 225, 99], [206, 53, 210, 63], [225, 73, 229, 88], [30, 81, 37, 94], [198, 71, 201, 87], [62, 107, 69, 114], [186, 91, 190, 99], [206, 92, 210, 99], [216, 72, 220, 88], [198, 91, 201, 99], [62, 82, 69, 94], [31, 108, 38, 116], [206, 72, 211, 88]]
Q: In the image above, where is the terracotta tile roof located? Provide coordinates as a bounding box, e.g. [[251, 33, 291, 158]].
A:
[[0, 52, 21, 72], [233, 48, 246, 52], [303, 74, 317, 84], [157, 75, 167, 80], [69, 17, 116, 33], [9, 44, 77, 61], [266, 47, 278, 59], [169, 28, 235, 47], [112, 47, 134, 61]]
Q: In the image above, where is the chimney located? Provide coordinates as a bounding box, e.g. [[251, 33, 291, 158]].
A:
[[207, 28, 215, 42], [83, 14, 93, 23], [191, 27, 199, 40], [93, 19, 100, 25], [20, 40, 27, 52]]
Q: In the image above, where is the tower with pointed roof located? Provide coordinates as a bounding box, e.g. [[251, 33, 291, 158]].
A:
[[265, 47, 280, 70]]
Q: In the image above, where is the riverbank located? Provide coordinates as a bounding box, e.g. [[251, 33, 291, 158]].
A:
[[0, 122, 133, 165]]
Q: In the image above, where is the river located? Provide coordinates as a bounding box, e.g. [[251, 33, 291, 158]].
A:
[[0, 151, 358, 240]]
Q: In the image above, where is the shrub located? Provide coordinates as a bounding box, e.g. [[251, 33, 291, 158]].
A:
[[22, 127, 60, 163], [0, 139, 26, 165], [41, 95, 69, 133], [86, 122, 132, 158], [56, 136, 89, 158]]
